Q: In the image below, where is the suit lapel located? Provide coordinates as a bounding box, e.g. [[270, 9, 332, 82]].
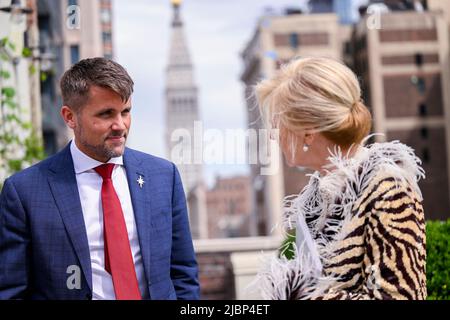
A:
[[47, 144, 92, 291], [123, 149, 153, 286]]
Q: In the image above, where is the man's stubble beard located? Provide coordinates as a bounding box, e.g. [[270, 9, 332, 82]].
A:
[[76, 125, 127, 161]]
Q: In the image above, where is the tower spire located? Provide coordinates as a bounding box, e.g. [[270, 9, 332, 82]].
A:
[[166, 0, 202, 195], [172, 0, 182, 27]]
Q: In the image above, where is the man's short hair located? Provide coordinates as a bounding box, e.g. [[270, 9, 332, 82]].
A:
[[60, 57, 134, 110]]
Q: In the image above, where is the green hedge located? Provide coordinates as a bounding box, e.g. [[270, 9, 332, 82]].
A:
[[426, 220, 450, 300], [279, 220, 450, 300]]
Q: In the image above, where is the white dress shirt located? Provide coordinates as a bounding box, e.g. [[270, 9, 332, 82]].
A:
[[70, 140, 149, 300]]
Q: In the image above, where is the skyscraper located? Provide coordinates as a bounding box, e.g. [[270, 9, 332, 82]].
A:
[[353, 10, 450, 220], [37, 0, 115, 155], [241, 10, 343, 236], [165, 0, 203, 195], [100, 0, 114, 60]]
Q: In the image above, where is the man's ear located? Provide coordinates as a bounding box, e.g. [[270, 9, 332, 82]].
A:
[[61, 106, 76, 129]]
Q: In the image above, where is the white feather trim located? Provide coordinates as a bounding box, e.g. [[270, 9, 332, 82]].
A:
[[254, 136, 425, 299]]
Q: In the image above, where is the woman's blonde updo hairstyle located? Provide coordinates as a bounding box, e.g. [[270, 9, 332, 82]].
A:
[[255, 56, 372, 149]]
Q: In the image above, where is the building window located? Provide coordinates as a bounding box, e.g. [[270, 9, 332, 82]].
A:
[[420, 127, 428, 139], [419, 103, 427, 117], [415, 53, 423, 67], [422, 148, 430, 163], [102, 32, 112, 44], [70, 45, 79, 65], [411, 76, 426, 94], [344, 41, 352, 56], [417, 77, 426, 94], [289, 33, 299, 49], [420, 0, 428, 10], [43, 130, 57, 156], [101, 9, 111, 23]]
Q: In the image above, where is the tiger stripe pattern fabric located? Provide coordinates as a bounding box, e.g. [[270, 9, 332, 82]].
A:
[[319, 173, 427, 299], [254, 140, 427, 300]]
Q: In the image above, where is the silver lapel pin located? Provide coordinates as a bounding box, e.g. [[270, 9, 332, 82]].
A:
[[137, 175, 145, 188]]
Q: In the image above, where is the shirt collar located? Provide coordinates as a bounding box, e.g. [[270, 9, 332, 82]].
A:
[[70, 140, 124, 174]]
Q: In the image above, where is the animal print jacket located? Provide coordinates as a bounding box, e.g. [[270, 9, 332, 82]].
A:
[[256, 140, 427, 300]]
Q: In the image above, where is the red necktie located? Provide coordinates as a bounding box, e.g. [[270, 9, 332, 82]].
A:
[[95, 164, 142, 300]]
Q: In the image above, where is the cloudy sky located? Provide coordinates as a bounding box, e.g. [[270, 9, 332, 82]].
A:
[[113, 0, 364, 186]]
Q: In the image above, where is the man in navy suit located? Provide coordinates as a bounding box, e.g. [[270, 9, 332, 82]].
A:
[[0, 58, 199, 300]]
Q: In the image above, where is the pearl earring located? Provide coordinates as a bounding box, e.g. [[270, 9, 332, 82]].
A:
[[303, 144, 310, 152]]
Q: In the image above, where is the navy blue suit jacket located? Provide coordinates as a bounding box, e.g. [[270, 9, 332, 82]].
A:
[[0, 144, 199, 300]]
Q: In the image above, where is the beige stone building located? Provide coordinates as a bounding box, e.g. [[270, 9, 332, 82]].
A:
[[353, 10, 450, 220], [38, 0, 114, 155], [241, 12, 346, 236], [165, 1, 206, 239], [61, 0, 113, 146], [165, 0, 203, 196], [428, 0, 450, 90], [100, 0, 113, 60], [428, 0, 450, 24]]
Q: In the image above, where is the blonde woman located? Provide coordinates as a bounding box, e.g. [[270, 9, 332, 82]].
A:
[[254, 57, 427, 300]]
